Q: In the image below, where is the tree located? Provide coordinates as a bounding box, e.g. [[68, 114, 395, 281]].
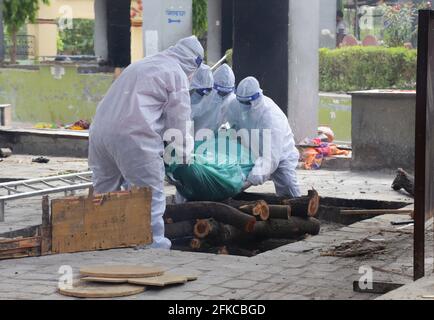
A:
[[58, 19, 95, 55], [2, 0, 49, 64], [380, 1, 431, 47], [192, 0, 207, 42]]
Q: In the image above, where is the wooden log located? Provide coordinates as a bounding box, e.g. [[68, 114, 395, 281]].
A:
[[252, 218, 321, 240], [194, 219, 244, 245], [194, 218, 221, 239], [257, 238, 298, 252], [235, 189, 320, 217], [282, 189, 320, 217], [194, 217, 320, 246], [221, 199, 270, 221], [190, 238, 203, 250], [224, 246, 259, 257], [268, 205, 291, 219], [392, 168, 414, 197], [234, 192, 289, 204], [239, 201, 269, 221], [188, 238, 229, 255], [164, 202, 256, 233], [165, 220, 195, 240]]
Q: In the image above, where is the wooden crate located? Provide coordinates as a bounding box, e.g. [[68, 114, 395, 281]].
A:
[[51, 188, 152, 254]]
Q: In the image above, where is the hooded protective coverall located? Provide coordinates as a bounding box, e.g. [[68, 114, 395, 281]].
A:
[[227, 77, 301, 198], [89, 36, 204, 249], [190, 64, 214, 110], [192, 64, 236, 135]]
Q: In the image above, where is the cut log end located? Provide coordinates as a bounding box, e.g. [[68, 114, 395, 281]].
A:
[[240, 200, 270, 221], [218, 246, 229, 255], [190, 238, 202, 250], [307, 189, 320, 217], [245, 219, 256, 233], [194, 219, 212, 239]]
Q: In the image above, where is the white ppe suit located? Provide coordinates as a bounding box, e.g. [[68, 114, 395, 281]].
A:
[[190, 64, 214, 113], [192, 64, 236, 135], [227, 77, 301, 198], [89, 36, 204, 249]]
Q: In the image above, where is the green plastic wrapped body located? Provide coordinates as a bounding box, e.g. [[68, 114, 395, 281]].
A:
[[166, 136, 255, 201]]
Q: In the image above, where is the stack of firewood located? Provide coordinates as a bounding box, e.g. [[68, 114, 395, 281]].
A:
[[164, 190, 321, 257]]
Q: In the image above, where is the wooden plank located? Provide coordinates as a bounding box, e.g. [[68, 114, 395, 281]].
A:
[[51, 188, 153, 254], [0, 236, 41, 260], [340, 209, 414, 216], [58, 282, 145, 299], [79, 265, 164, 279], [82, 273, 197, 286], [0, 236, 41, 251], [128, 274, 188, 287], [353, 281, 404, 294], [81, 277, 129, 284], [40, 196, 52, 255]]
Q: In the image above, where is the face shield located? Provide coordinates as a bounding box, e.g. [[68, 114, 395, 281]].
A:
[[214, 84, 235, 98], [236, 92, 261, 106]]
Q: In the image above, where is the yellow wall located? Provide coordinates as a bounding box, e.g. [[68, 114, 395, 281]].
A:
[[26, 0, 144, 61], [131, 26, 144, 62], [37, 0, 95, 19]]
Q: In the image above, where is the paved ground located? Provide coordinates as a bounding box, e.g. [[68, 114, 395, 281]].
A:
[[1, 155, 431, 300], [378, 274, 434, 300]]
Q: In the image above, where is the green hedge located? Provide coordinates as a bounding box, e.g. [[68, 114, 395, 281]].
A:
[[319, 47, 417, 92]]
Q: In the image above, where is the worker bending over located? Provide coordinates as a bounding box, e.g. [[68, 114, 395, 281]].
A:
[[227, 77, 301, 198], [89, 36, 204, 249]]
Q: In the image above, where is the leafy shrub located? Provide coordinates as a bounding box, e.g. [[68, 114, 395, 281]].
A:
[[319, 46, 417, 92]]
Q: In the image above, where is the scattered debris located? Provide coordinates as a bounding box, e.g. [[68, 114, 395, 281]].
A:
[[32, 156, 50, 164], [0, 148, 12, 158], [391, 220, 414, 226], [320, 239, 386, 258], [392, 168, 414, 197], [65, 120, 91, 131]]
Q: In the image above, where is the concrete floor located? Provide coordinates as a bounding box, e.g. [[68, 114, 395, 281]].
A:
[[0, 155, 431, 300]]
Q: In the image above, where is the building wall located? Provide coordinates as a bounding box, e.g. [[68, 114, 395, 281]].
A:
[[25, 0, 143, 61], [351, 91, 416, 171], [142, 0, 193, 56], [207, 0, 222, 65], [319, 0, 337, 48], [0, 66, 113, 124]]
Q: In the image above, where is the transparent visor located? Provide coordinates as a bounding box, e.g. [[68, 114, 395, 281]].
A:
[[236, 92, 261, 104]]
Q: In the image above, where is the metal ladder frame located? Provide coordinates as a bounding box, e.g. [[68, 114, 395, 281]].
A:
[[0, 172, 93, 222]]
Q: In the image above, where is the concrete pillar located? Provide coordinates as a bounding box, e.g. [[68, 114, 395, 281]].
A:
[[319, 0, 337, 48], [0, 0, 4, 62], [94, 0, 108, 62], [206, 0, 222, 65], [288, 0, 319, 141], [94, 0, 131, 67], [142, 0, 192, 57], [221, 0, 234, 56], [233, 0, 319, 142], [106, 0, 131, 68]]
